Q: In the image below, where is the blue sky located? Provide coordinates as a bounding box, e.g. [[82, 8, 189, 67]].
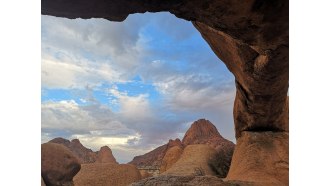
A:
[[41, 12, 236, 163]]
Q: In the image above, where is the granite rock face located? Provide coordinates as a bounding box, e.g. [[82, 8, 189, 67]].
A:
[[159, 146, 183, 173], [129, 138, 183, 167], [49, 138, 97, 163], [182, 119, 235, 152], [95, 146, 118, 164], [130, 175, 255, 186], [41, 143, 81, 186], [49, 138, 118, 164], [163, 144, 218, 176], [73, 163, 142, 186], [226, 131, 289, 185]]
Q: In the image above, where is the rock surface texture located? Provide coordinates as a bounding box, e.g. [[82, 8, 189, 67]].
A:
[[49, 138, 97, 163], [131, 175, 255, 186], [73, 163, 142, 186], [41, 143, 81, 186], [95, 146, 118, 164], [159, 146, 183, 173], [49, 137, 118, 164], [163, 144, 217, 176], [226, 131, 289, 185], [182, 119, 235, 155], [42, 0, 289, 184], [129, 138, 183, 167]]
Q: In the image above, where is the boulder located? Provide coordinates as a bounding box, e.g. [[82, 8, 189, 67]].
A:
[[95, 146, 118, 164], [41, 143, 81, 186], [226, 131, 289, 185], [49, 138, 97, 163], [73, 163, 142, 186], [139, 170, 152, 179], [163, 144, 217, 176], [159, 146, 183, 173], [129, 138, 182, 167]]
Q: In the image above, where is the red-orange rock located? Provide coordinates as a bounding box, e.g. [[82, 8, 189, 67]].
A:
[[182, 119, 234, 150], [49, 138, 97, 163], [73, 163, 141, 186], [96, 146, 118, 164], [41, 1, 289, 184], [226, 131, 289, 185], [139, 170, 152, 179], [41, 143, 81, 186], [129, 138, 183, 167], [159, 146, 183, 173], [162, 144, 217, 176]]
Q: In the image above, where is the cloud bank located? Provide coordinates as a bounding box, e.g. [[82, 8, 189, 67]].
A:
[[41, 12, 236, 163]]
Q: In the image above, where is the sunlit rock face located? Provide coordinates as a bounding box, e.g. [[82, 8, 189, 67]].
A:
[[95, 146, 118, 164], [74, 163, 142, 186], [41, 0, 288, 184]]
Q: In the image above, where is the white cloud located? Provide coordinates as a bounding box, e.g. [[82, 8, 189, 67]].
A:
[[107, 85, 152, 121], [41, 12, 237, 162], [41, 54, 124, 89], [41, 100, 135, 135]]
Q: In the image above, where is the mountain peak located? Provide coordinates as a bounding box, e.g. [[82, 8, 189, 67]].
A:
[[96, 146, 118, 164], [182, 119, 222, 146]]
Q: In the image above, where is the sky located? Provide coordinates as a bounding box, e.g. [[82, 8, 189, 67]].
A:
[[41, 12, 236, 163]]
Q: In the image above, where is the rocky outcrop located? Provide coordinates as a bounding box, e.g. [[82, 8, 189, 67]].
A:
[[49, 138, 97, 163], [193, 23, 289, 138], [41, 143, 81, 186], [49, 138, 118, 164], [73, 163, 142, 186], [182, 119, 235, 177], [131, 175, 256, 186], [159, 146, 183, 173], [182, 119, 235, 151], [95, 146, 118, 164], [226, 131, 289, 185], [42, 0, 289, 184], [129, 138, 183, 167], [131, 120, 234, 177], [139, 170, 152, 179], [163, 144, 217, 176]]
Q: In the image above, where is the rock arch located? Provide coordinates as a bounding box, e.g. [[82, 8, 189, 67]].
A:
[[42, 0, 288, 184]]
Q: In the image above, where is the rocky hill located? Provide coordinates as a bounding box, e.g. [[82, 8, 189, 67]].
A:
[[129, 119, 235, 177], [74, 163, 141, 186], [182, 119, 235, 152], [128, 138, 183, 167], [49, 137, 117, 164]]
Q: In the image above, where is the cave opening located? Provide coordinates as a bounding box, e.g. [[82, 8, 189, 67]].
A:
[[41, 0, 288, 185], [41, 12, 236, 165]]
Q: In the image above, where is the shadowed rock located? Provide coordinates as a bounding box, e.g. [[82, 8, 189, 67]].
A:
[[49, 138, 97, 163], [129, 138, 183, 167], [41, 143, 81, 186]]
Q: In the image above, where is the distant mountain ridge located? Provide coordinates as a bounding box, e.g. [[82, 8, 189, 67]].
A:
[[48, 137, 117, 164], [129, 119, 235, 168]]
